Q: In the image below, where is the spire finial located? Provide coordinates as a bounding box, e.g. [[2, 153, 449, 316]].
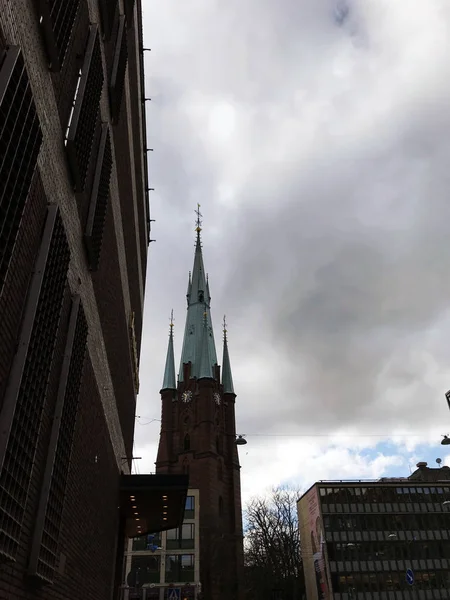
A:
[[195, 203, 202, 234], [169, 309, 174, 333], [223, 315, 227, 341]]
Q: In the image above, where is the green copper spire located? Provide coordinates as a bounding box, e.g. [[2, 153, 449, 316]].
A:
[[179, 205, 218, 382], [222, 316, 234, 394], [198, 311, 214, 380], [162, 311, 176, 390]]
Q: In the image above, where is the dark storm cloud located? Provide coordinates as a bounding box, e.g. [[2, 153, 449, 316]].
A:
[[136, 0, 450, 490]]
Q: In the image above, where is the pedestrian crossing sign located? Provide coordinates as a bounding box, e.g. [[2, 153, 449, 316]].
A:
[[167, 588, 181, 600]]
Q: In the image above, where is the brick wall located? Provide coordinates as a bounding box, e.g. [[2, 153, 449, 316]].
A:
[[92, 200, 137, 458], [0, 0, 149, 597], [0, 357, 121, 600]]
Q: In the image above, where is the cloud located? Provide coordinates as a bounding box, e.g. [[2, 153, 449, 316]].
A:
[[135, 0, 450, 502]]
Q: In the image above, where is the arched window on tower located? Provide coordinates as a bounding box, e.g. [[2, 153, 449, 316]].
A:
[[216, 435, 221, 454], [217, 461, 223, 481], [218, 496, 224, 517], [184, 434, 190, 451]]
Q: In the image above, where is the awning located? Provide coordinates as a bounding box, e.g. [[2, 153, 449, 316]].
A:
[[120, 473, 189, 538]]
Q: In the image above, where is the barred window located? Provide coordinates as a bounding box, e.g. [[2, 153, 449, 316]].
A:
[[84, 123, 112, 270], [109, 15, 128, 125], [36, 0, 80, 71], [65, 24, 104, 192], [0, 205, 70, 561], [29, 296, 88, 582], [98, 0, 119, 41], [0, 46, 43, 293]]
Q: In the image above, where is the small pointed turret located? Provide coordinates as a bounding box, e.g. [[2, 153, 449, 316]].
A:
[[222, 316, 234, 394], [161, 311, 176, 390], [198, 311, 214, 380]]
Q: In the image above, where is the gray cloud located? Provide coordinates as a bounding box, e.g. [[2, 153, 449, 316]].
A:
[[135, 0, 450, 491]]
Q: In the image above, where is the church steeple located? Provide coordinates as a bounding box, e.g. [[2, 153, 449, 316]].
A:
[[179, 205, 218, 382], [156, 207, 244, 600], [161, 311, 176, 391], [222, 316, 234, 394]]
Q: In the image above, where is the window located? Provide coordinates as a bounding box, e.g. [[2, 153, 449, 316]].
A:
[[84, 123, 112, 271], [166, 524, 195, 550], [185, 496, 195, 519], [0, 205, 70, 562], [130, 555, 160, 586], [29, 296, 88, 582], [98, 0, 118, 40], [165, 554, 195, 583], [183, 434, 190, 451], [109, 15, 128, 124], [65, 24, 104, 192], [0, 46, 42, 293], [132, 533, 160, 551], [37, 0, 80, 71]]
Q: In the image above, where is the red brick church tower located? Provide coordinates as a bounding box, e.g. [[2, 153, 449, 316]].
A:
[[156, 208, 244, 600]]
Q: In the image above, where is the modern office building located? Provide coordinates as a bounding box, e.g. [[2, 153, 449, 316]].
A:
[[0, 1, 187, 599], [124, 489, 201, 600], [155, 212, 245, 600], [298, 476, 450, 600]]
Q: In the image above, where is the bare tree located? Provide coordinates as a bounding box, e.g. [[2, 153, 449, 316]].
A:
[[243, 487, 304, 600]]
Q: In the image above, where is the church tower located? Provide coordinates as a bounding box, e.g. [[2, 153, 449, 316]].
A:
[[156, 207, 244, 600]]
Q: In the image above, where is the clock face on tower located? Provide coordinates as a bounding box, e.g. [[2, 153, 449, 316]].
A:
[[182, 390, 193, 403], [213, 392, 221, 406]]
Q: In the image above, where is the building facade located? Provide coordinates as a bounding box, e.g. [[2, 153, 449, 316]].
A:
[[0, 1, 173, 598], [155, 216, 245, 600], [298, 479, 450, 600], [125, 489, 201, 600]]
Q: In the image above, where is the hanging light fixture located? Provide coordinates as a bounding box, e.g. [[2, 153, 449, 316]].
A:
[[236, 435, 247, 446]]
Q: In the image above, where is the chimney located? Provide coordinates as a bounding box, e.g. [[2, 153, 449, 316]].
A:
[[416, 462, 428, 469]]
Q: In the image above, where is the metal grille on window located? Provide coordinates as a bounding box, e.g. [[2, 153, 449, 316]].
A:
[[109, 15, 128, 125], [36, 0, 80, 71], [0, 46, 43, 294], [84, 123, 112, 270], [29, 296, 88, 583], [0, 205, 70, 562], [65, 24, 104, 192], [98, 0, 119, 41]]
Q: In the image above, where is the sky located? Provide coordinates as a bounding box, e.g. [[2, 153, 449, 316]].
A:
[[134, 0, 450, 506]]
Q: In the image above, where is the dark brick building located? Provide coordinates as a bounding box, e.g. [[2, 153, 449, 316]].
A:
[[0, 1, 187, 599], [156, 212, 245, 600]]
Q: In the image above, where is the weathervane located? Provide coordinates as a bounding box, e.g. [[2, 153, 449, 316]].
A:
[[195, 203, 202, 233]]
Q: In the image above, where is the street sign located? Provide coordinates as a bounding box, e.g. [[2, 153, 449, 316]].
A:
[[406, 569, 414, 586], [168, 588, 181, 600]]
